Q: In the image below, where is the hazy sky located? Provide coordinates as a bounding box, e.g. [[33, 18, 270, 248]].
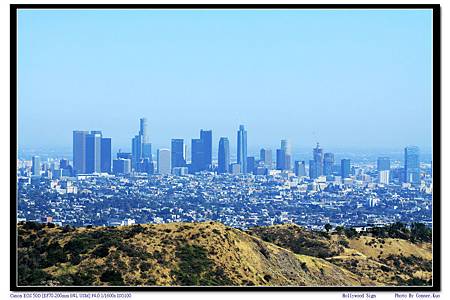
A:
[[18, 9, 433, 153]]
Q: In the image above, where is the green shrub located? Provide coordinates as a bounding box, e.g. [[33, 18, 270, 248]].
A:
[[100, 269, 124, 285]]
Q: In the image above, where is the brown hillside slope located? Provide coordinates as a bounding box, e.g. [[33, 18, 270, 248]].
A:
[[18, 221, 370, 287], [248, 224, 432, 286]]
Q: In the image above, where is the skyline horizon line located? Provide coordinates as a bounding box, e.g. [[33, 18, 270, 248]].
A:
[[18, 120, 433, 153]]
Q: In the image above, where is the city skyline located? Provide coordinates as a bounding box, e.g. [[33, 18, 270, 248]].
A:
[[19, 118, 434, 159], [54, 118, 425, 181], [18, 9, 432, 150]]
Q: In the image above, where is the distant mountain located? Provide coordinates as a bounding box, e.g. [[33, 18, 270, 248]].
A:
[[17, 221, 432, 287]]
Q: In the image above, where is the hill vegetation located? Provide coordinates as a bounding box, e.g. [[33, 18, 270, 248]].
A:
[[17, 221, 432, 287]]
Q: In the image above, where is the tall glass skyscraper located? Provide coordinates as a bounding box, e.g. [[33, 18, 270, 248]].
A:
[[74, 130, 111, 175], [218, 137, 230, 174], [323, 152, 335, 176], [200, 130, 212, 170], [31, 156, 41, 176], [281, 139, 291, 170], [140, 117, 149, 144], [260, 148, 272, 169], [341, 159, 351, 179], [294, 160, 306, 177], [132, 117, 152, 171], [100, 137, 112, 173], [377, 157, 391, 185], [191, 138, 204, 173], [309, 159, 317, 179], [247, 156, 256, 174], [73, 130, 88, 174], [276, 149, 286, 170], [377, 157, 391, 171], [85, 131, 102, 174], [237, 125, 247, 173], [405, 146, 420, 184], [171, 139, 186, 168], [313, 143, 324, 176], [157, 149, 171, 175]]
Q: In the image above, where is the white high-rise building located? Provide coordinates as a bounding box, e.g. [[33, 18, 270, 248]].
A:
[[378, 170, 390, 185], [157, 149, 171, 175], [281, 139, 291, 155]]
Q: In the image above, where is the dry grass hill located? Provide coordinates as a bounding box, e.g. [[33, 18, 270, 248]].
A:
[[17, 221, 432, 287]]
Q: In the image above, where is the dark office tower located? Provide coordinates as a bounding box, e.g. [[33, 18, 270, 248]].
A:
[[377, 157, 391, 171], [237, 125, 248, 173], [323, 152, 335, 176], [309, 160, 318, 179], [260, 148, 272, 169], [142, 143, 152, 160], [85, 131, 102, 174], [200, 130, 212, 170], [73, 130, 88, 174], [191, 139, 204, 173], [100, 137, 112, 173], [60, 159, 69, 169], [313, 143, 324, 176], [341, 159, 351, 179], [141, 158, 154, 174], [276, 149, 286, 170], [218, 137, 230, 174], [171, 139, 186, 168], [31, 156, 41, 176], [117, 152, 132, 159], [247, 156, 256, 174], [294, 161, 306, 177], [113, 158, 131, 175], [131, 134, 142, 169], [405, 146, 420, 184]]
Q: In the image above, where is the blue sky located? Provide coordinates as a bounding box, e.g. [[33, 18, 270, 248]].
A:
[[18, 9, 433, 153]]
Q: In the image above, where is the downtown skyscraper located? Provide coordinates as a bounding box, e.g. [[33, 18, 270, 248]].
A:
[[260, 148, 272, 169], [200, 130, 212, 170], [276, 140, 291, 171], [73, 130, 88, 174], [73, 130, 112, 175], [85, 131, 102, 173], [309, 143, 323, 179], [281, 139, 291, 170], [191, 138, 204, 173], [377, 157, 391, 184], [190, 130, 212, 173], [323, 152, 335, 176], [31, 156, 41, 176], [132, 118, 152, 173], [237, 125, 247, 173], [218, 137, 230, 174], [313, 143, 324, 176], [171, 139, 186, 168], [101, 137, 112, 173], [341, 159, 351, 179], [405, 146, 420, 184], [157, 149, 171, 175]]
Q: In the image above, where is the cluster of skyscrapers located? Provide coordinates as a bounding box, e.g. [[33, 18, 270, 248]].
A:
[[64, 117, 422, 185], [72, 130, 111, 174]]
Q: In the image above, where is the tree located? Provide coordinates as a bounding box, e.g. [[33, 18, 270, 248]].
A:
[[335, 226, 344, 235], [324, 224, 332, 232], [410, 223, 431, 243]]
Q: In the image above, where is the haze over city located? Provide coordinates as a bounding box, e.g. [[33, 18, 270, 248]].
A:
[[18, 9, 432, 152]]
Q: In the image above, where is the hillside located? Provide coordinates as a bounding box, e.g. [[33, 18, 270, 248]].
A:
[[17, 221, 432, 287], [248, 224, 433, 286]]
